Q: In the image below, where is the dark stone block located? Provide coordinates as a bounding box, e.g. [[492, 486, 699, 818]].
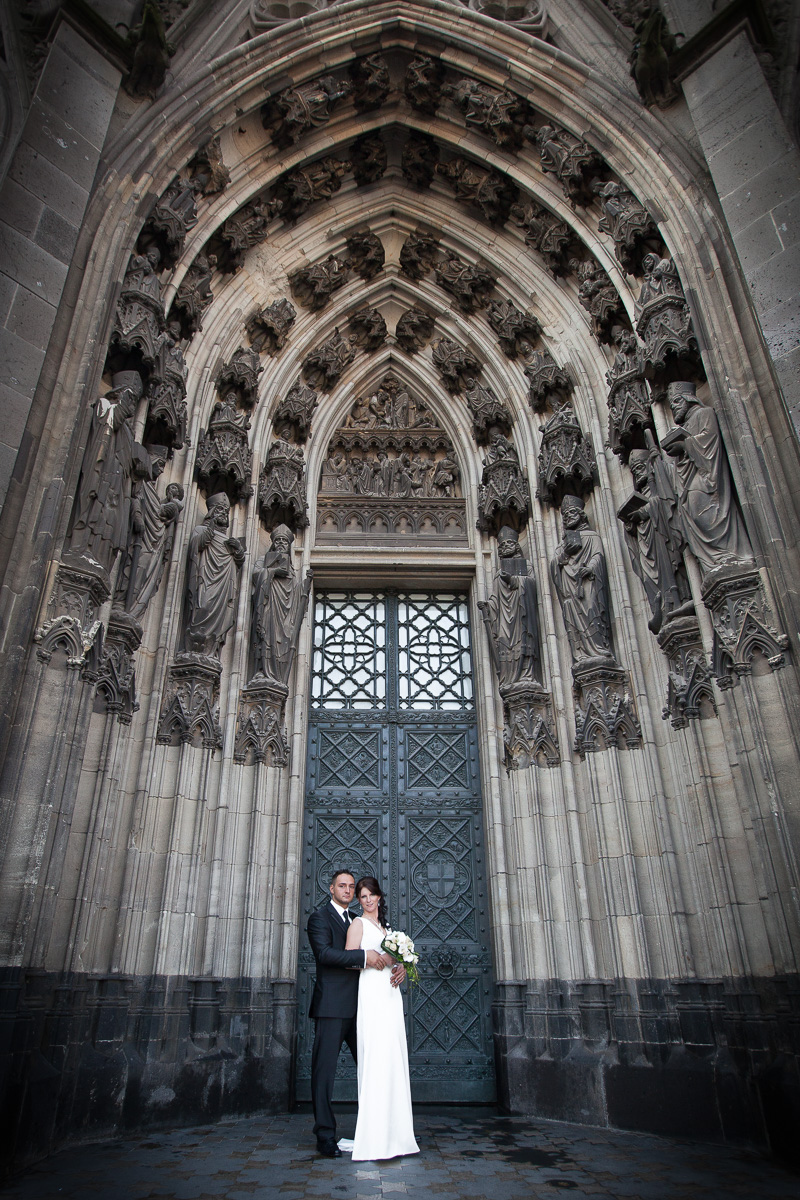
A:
[[605, 1049, 722, 1138], [525, 1049, 607, 1126]]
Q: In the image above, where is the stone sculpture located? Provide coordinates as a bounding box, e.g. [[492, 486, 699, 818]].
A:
[[400, 232, 440, 280], [478, 527, 541, 687], [595, 180, 660, 274], [549, 495, 613, 663], [404, 54, 444, 113], [250, 524, 313, 684], [272, 156, 350, 223], [431, 336, 482, 392], [123, 0, 172, 98], [214, 346, 263, 407], [213, 198, 280, 273], [401, 133, 439, 188], [396, 306, 435, 354], [630, 9, 678, 107], [273, 381, 318, 441], [345, 232, 385, 279], [350, 53, 390, 111], [435, 251, 496, 314], [660, 382, 753, 575], [114, 446, 184, 622], [618, 442, 692, 634], [68, 372, 144, 574], [635, 254, 699, 379], [138, 175, 200, 268], [477, 432, 530, 532], [258, 438, 309, 530], [169, 252, 215, 340], [443, 79, 527, 149], [290, 254, 349, 310], [510, 201, 573, 275], [348, 306, 387, 351], [245, 298, 297, 355], [195, 393, 254, 503], [537, 406, 596, 506], [605, 326, 653, 455], [189, 136, 230, 196], [571, 257, 625, 344], [145, 319, 188, 449], [108, 249, 165, 375], [435, 158, 517, 225], [182, 493, 246, 658], [263, 75, 352, 147], [350, 133, 388, 186], [523, 349, 572, 412], [464, 377, 512, 443], [530, 125, 603, 206], [486, 298, 541, 358]]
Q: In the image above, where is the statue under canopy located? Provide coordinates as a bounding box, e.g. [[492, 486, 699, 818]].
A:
[[478, 527, 541, 688], [114, 446, 184, 622], [549, 495, 613, 663], [250, 524, 313, 685], [183, 493, 245, 658]]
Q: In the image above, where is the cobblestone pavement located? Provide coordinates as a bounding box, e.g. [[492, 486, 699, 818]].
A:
[[4, 1108, 798, 1199]]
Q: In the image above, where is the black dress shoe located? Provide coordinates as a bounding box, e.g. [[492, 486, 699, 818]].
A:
[[317, 1139, 342, 1158]]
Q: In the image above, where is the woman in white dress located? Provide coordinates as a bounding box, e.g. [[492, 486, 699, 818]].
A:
[[344, 876, 420, 1162]]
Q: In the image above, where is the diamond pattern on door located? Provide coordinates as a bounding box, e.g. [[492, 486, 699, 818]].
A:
[[313, 814, 382, 895], [406, 729, 469, 790], [410, 977, 483, 1055], [316, 728, 383, 790]]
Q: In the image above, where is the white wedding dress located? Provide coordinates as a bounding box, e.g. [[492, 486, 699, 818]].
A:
[[348, 918, 419, 1161]]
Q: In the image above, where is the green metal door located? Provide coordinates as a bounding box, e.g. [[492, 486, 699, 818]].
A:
[[296, 590, 495, 1102]]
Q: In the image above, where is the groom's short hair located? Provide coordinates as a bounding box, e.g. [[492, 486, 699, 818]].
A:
[[330, 869, 354, 884]]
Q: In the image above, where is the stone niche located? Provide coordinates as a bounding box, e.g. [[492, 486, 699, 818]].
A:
[[317, 374, 467, 543]]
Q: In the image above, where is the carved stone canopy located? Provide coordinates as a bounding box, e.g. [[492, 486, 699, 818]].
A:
[[524, 349, 572, 412], [435, 157, 518, 225], [536, 405, 597, 506], [396, 306, 435, 354], [477, 433, 530, 533], [635, 255, 702, 383], [464, 377, 513, 443], [245, 298, 297, 355], [195, 398, 254, 505], [605, 327, 654, 456], [529, 123, 604, 207], [399, 231, 440, 280], [349, 53, 391, 111], [258, 437, 309, 531], [144, 322, 188, 450], [137, 175, 200, 270], [401, 132, 440, 189], [486, 298, 541, 359], [595, 180, 661, 275], [302, 328, 358, 391], [214, 345, 263, 407], [290, 254, 350, 311], [435, 251, 496, 314], [107, 250, 166, 378], [209, 197, 280, 273], [510, 201, 573, 276], [571, 257, 626, 344], [271, 155, 351, 223], [273, 380, 318, 442], [345, 232, 385, 280], [431, 336, 482, 393]]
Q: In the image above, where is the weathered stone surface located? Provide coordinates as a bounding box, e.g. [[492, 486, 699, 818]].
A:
[[157, 654, 223, 748], [138, 175, 200, 269], [249, 525, 313, 686], [605, 327, 653, 456], [701, 565, 790, 688], [595, 180, 661, 275], [144, 322, 187, 449], [108, 252, 165, 376], [214, 345, 263, 407], [635, 257, 701, 381], [550, 495, 613, 664], [464, 377, 513, 443], [210, 198, 280, 273], [195, 397, 254, 504], [656, 615, 717, 729], [181, 494, 245, 659], [188, 136, 230, 196], [114, 446, 183, 622], [572, 660, 642, 755]]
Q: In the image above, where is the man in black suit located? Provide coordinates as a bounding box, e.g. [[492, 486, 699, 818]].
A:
[[307, 870, 389, 1157]]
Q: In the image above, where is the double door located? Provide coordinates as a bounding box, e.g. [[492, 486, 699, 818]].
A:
[[296, 591, 495, 1102]]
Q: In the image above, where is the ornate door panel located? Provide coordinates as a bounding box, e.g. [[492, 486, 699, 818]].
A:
[[296, 591, 495, 1102]]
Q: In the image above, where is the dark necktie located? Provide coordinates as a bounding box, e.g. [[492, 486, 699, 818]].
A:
[[342, 911, 351, 928]]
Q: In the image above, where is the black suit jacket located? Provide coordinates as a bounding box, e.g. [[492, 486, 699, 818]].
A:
[[307, 901, 365, 1019]]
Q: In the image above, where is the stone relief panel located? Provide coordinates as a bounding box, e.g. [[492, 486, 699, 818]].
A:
[[317, 375, 467, 543]]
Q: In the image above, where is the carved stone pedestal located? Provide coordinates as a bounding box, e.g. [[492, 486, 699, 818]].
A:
[[96, 609, 143, 724], [234, 678, 289, 766], [157, 653, 223, 748], [701, 565, 789, 689], [656, 615, 716, 729], [501, 682, 559, 769], [34, 555, 109, 673], [572, 659, 642, 756]]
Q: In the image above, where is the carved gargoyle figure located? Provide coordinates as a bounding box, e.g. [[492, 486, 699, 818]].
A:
[[263, 75, 352, 148], [182, 493, 246, 659], [213, 198, 280, 273], [618, 442, 692, 634], [189, 136, 230, 196], [435, 157, 518, 225], [350, 133, 388, 186], [115, 446, 184, 622], [258, 438, 309, 530], [348, 306, 387, 351], [431, 336, 482, 393], [350, 53, 390, 111], [274, 381, 318, 441], [396, 306, 435, 354], [68, 372, 144, 574], [477, 432, 530, 532], [404, 54, 445, 114], [630, 8, 679, 108], [400, 232, 440, 280], [478, 527, 542, 687], [138, 175, 200, 269], [108, 248, 165, 376], [570, 257, 625, 344], [301, 328, 358, 390], [124, 0, 173, 98], [486, 298, 541, 359], [510, 200, 573, 276], [214, 346, 263, 407], [401, 132, 440, 188], [660, 382, 753, 575], [594, 180, 661, 275], [250, 524, 313, 685], [443, 79, 527, 149], [605, 326, 653, 455], [464, 376, 513, 443], [435, 251, 496, 314], [345, 232, 385, 280], [245, 298, 297, 355], [145, 319, 188, 448], [169, 252, 215, 340], [635, 254, 700, 380], [272, 156, 350, 223], [537, 405, 597, 506], [549, 495, 613, 663], [529, 124, 604, 206], [290, 254, 350, 311], [524, 349, 572, 412]]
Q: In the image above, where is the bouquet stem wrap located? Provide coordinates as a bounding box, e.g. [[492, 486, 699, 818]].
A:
[[381, 928, 420, 985]]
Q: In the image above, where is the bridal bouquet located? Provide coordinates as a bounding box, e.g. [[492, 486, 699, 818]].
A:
[[381, 928, 420, 986]]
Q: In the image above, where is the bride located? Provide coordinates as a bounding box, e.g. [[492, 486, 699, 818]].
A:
[[344, 876, 420, 1161]]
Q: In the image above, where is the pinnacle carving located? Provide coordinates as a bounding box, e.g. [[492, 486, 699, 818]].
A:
[[258, 437, 309, 531]]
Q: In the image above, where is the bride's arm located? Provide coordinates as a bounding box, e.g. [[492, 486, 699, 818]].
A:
[[345, 916, 363, 952]]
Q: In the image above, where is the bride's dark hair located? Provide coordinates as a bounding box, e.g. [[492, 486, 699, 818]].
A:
[[355, 876, 388, 928]]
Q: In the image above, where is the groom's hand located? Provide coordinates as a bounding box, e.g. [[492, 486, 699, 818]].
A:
[[365, 950, 386, 969], [390, 963, 406, 987]]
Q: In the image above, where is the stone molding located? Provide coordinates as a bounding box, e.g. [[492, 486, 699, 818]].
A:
[[572, 659, 642, 756]]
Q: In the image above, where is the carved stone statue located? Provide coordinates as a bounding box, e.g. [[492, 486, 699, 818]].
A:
[[570, 257, 625, 344], [630, 9, 678, 108], [264, 75, 351, 147], [463, 377, 512, 442], [618, 443, 691, 634], [250, 525, 313, 685], [435, 251, 496, 314], [350, 53, 390, 111], [530, 125, 603, 206], [290, 255, 349, 310], [661, 382, 753, 574], [214, 198, 280, 274], [348, 305, 387, 351], [68, 372, 144, 573], [399, 232, 440, 280], [273, 156, 350, 223], [115, 446, 184, 622], [486, 298, 541, 359], [435, 158, 518, 225], [396, 306, 435, 354], [510, 201, 572, 275], [478, 527, 541, 687], [594, 180, 660, 275], [550, 496, 613, 663], [183, 493, 246, 658], [404, 54, 444, 113], [401, 133, 439, 188], [431, 336, 482, 392], [350, 133, 388, 186], [301, 329, 358, 390], [169, 252, 215, 340], [274, 380, 318, 442], [345, 232, 385, 280], [189, 136, 230, 196], [443, 79, 527, 149]]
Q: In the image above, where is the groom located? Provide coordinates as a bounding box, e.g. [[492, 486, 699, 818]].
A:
[[307, 870, 398, 1157]]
